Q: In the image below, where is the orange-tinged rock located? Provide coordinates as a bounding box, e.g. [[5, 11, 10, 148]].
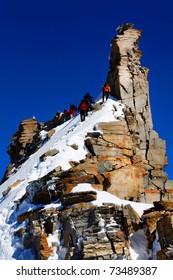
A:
[[40, 233, 53, 260], [103, 165, 145, 201]]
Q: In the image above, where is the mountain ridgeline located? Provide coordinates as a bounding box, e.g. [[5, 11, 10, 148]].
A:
[[1, 23, 173, 260]]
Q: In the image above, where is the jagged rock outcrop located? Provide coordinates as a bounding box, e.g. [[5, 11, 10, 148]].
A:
[[85, 120, 147, 201], [107, 23, 172, 202], [1, 111, 65, 183], [29, 112, 169, 204], [8, 118, 43, 163], [143, 201, 173, 260], [16, 200, 142, 260], [1, 118, 44, 183], [44, 111, 64, 131]]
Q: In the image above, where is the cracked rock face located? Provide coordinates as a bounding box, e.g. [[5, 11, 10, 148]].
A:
[[1, 118, 44, 183], [7, 118, 42, 164], [143, 201, 173, 260], [107, 23, 170, 202], [17, 202, 136, 260]]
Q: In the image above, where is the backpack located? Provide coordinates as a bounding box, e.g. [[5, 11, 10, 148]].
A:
[[104, 84, 111, 92], [80, 101, 88, 111], [70, 104, 77, 111]]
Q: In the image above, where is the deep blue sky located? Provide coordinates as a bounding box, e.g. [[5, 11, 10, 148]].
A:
[[0, 0, 173, 181]]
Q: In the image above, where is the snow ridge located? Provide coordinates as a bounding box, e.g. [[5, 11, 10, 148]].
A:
[[0, 98, 154, 260]]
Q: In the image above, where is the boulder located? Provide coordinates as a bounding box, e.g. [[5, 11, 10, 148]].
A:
[[61, 191, 97, 206], [40, 148, 59, 162]]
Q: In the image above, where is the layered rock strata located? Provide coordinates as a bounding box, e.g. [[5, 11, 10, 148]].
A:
[[143, 201, 173, 260], [107, 23, 171, 202], [16, 200, 141, 260], [7, 118, 43, 164], [1, 118, 44, 183]]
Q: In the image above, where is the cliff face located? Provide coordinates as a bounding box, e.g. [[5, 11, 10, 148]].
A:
[[107, 23, 172, 202], [1, 23, 173, 260]]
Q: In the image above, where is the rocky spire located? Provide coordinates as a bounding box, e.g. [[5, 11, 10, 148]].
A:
[[7, 118, 41, 164], [107, 23, 169, 202], [108, 23, 152, 142]]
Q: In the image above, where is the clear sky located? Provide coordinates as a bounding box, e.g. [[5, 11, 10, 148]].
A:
[[0, 0, 173, 181]]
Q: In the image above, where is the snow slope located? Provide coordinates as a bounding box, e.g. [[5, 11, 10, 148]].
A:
[[0, 98, 158, 260]]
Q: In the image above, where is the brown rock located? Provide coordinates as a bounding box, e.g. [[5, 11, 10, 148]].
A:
[[157, 215, 173, 248], [40, 148, 59, 161], [82, 241, 113, 259], [157, 246, 173, 260], [39, 233, 53, 260], [103, 165, 145, 201], [61, 191, 97, 206], [98, 121, 132, 150], [153, 201, 173, 211], [8, 118, 41, 164], [2, 179, 23, 196]]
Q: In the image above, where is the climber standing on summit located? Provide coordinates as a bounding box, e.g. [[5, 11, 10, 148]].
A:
[[102, 82, 111, 102], [78, 99, 88, 122]]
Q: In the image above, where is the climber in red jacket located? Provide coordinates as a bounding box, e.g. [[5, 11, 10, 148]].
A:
[[78, 100, 88, 122], [69, 104, 77, 118], [63, 108, 71, 122]]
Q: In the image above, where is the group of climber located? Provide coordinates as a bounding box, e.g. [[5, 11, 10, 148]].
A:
[[78, 92, 95, 122], [63, 104, 78, 122], [63, 92, 94, 123], [62, 82, 111, 123]]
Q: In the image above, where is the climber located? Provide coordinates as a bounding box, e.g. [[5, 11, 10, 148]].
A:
[[78, 99, 88, 122], [83, 92, 94, 114], [102, 82, 111, 102], [83, 92, 94, 104], [63, 108, 71, 122], [69, 104, 77, 118]]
